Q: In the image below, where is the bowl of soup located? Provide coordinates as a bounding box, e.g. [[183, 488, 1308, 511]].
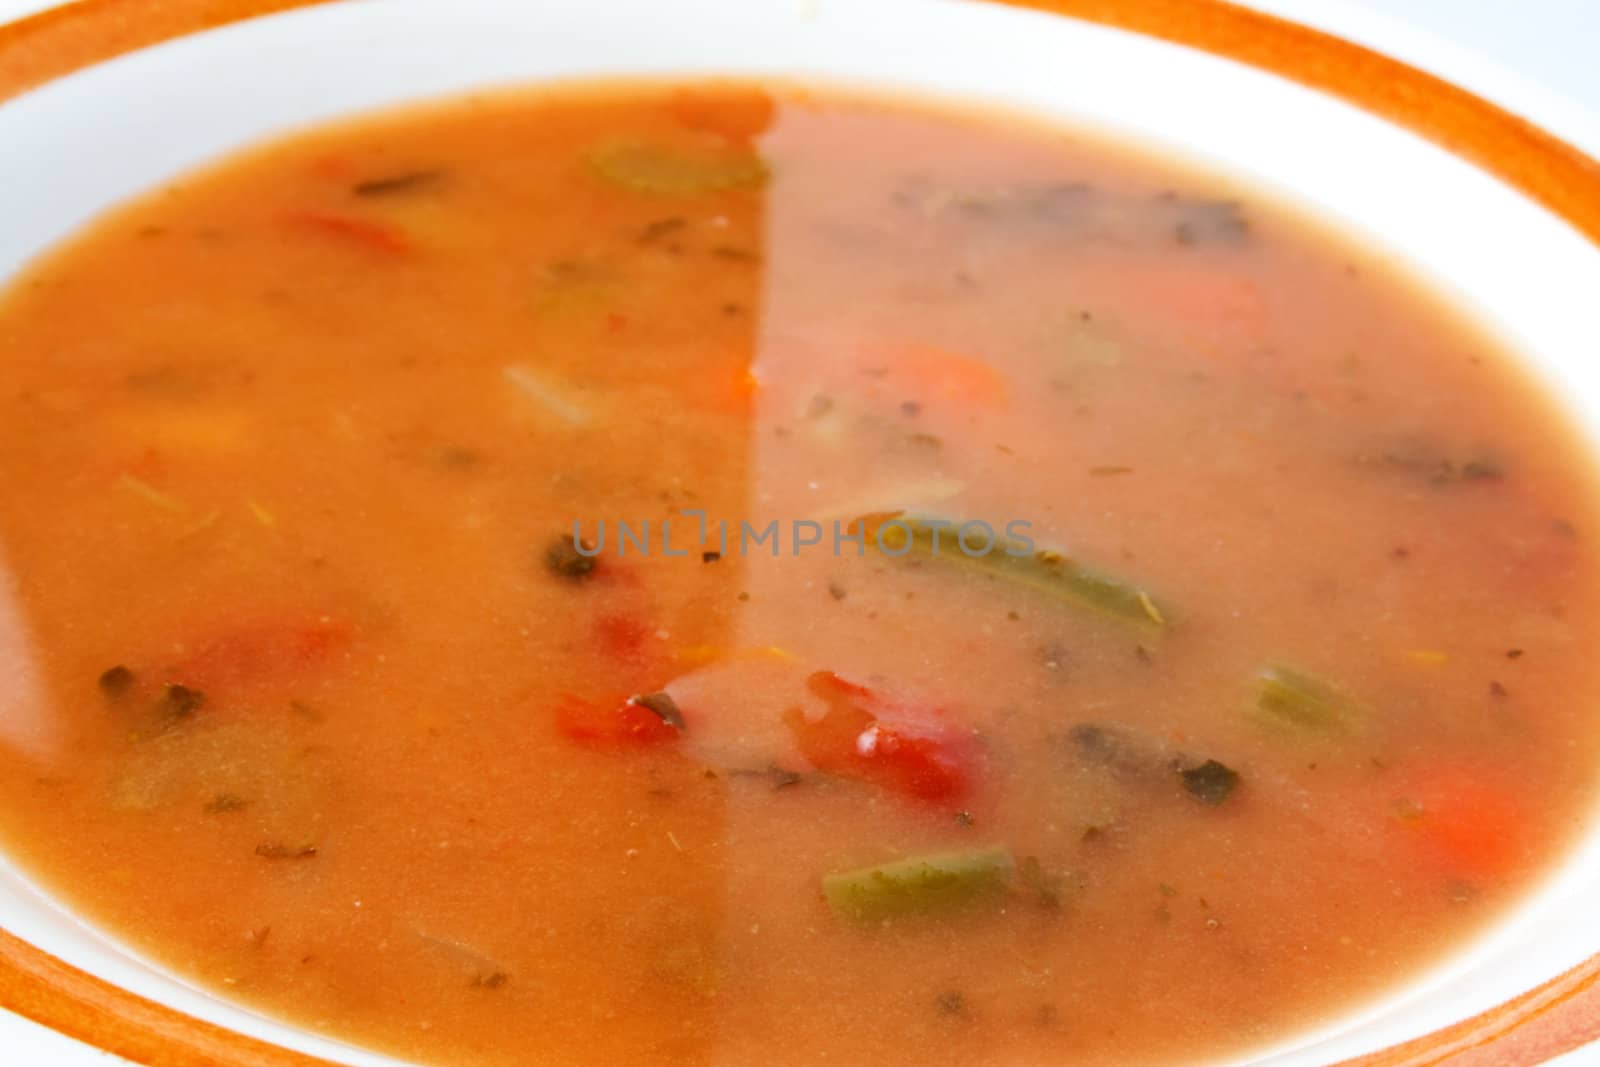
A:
[[2, 1, 1599, 1065]]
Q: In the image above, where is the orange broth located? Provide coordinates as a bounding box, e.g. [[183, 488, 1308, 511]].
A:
[[0, 83, 1598, 1066]]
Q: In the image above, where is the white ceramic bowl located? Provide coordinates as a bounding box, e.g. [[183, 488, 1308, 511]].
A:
[[2, 1, 1599, 1063]]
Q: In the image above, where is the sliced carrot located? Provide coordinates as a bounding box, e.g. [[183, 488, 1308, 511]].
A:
[[554, 692, 680, 748]]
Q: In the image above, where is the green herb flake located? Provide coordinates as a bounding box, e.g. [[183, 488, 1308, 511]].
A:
[[1252, 664, 1357, 733], [822, 847, 1014, 924]]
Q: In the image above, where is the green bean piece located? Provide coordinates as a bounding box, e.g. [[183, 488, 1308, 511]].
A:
[[864, 514, 1168, 631], [1252, 665, 1356, 732], [822, 847, 1015, 923]]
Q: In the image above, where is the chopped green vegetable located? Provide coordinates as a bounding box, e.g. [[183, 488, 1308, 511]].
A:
[[588, 140, 768, 194], [98, 665, 135, 698], [629, 691, 685, 731], [862, 514, 1168, 631], [822, 847, 1014, 923], [544, 535, 598, 581], [1179, 760, 1240, 805], [352, 170, 443, 197], [1252, 665, 1357, 732]]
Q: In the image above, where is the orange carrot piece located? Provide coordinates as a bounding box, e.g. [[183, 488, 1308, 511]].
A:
[[873, 343, 1009, 410], [1399, 764, 1528, 881], [285, 210, 410, 255]]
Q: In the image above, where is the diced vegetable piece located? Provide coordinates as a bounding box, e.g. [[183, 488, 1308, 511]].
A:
[[786, 671, 977, 803], [555, 692, 681, 748], [1398, 765, 1527, 880], [871, 343, 1009, 410], [1251, 665, 1356, 732], [822, 847, 1014, 923], [588, 140, 768, 194], [1179, 760, 1240, 805], [285, 211, 410, 255], [860, 513, 1168, 631], [168, 618, 351, 697]]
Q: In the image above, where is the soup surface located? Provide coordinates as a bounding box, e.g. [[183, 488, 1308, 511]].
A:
[[1, 83, 1598, 1067]]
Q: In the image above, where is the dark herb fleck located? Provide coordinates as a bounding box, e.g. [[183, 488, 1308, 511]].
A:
[[702, 551, 722, 563], [352, 169, 443, 197], [1507, 649, 1524, 660], [1161, 194, 1248, 245], [1179, 760, 1240, 805], [98, 665, 135, 698], [827, 581, 848, 601], [935, 991, 968, 1018], [730, 764, 802, 789], [1356, 439, 1507, 488], [544, 535, 598, 580], [712, 245, 759, 262], [157, 684, 205, 721], [1489, 681, 1509, 699], [472, 971, 510, 990], [638, 217, 687, 243], [204, 793, 247, 814], [288, 700, 323, 722], [954, 810, 975, 828], [255, 842, 318, 860], [630, 691, 685, 730]]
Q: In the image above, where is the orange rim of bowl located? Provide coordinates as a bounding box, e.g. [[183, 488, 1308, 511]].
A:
[[2, 1, 1600, 1065]]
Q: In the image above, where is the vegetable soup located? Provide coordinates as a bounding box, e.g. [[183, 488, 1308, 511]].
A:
[[1, 83, 1598, 1066]]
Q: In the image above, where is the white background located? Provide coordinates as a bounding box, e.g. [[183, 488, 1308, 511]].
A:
[[0, 0, 1595, 1064]]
